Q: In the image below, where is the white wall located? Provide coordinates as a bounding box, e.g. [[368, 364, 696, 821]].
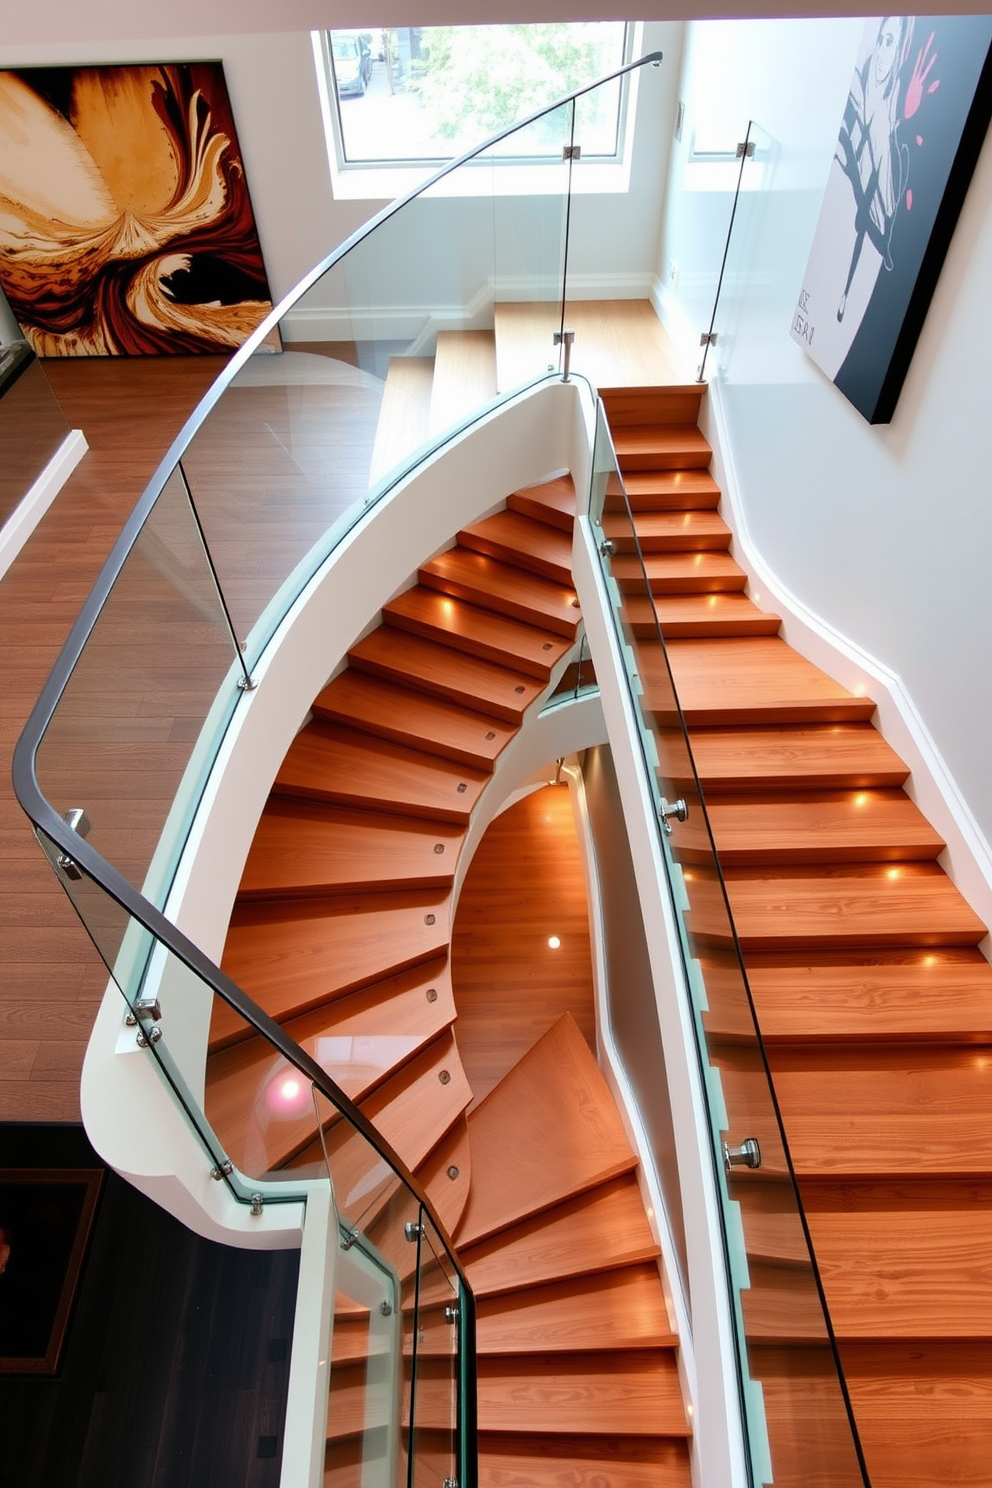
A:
[[2, 25, 680, 328], [658, 17, 992, 851]]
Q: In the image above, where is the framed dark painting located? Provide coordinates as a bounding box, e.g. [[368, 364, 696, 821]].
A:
[[791, 15, 992, 422], [0, 62, 275, 356], [0, 1169, 102, 1374]]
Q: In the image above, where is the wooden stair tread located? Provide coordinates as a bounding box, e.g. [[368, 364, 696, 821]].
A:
[[477, 1352, 689, 1436], [383, 586, 571, 679], [622, 592, 781, 638], [419, 548, 580, 638], [803, 1180, 992, 1338], [368, 356, 433, 484], [288, 1029, 472, 1191], [275, 719, 488, 823], [313, 670, 515, 771], [205, 959, 455, 1171], [621, 469, 721, 509], [600, 383, 704, 425], [611, 423, 711, 471], [478, 1435, 691, 1488], [685, 724, 909, 791], [428, 330, 497, 436], [456, 1014, 636, 1248], [476, 1265, 675, 1354], [507, 475, 576, 532], [702, 948, 992, 1044], [610, 552, 747, 594], [739, 1259, 832, 1345], [348, 627, 545, 723], [238, 798, 463, 900], [458, 509, 573, 584], [660, 637, 877, 724], [841, 1340, 992, 1488], [602, 510, 731, 552], [462, 1174, 660, 1298], [715, 867, 988, 950], [695, 789, 945, 865], [216, 893, 450, 1047]]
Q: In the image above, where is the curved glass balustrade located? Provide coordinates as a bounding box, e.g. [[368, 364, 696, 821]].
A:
[[588, 400, 870, 1488]]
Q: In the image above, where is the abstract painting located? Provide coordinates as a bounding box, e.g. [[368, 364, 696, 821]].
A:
[[791, 15, 992, 423], [0, 63, 274, 356], [0, 1169, 102, 1373]]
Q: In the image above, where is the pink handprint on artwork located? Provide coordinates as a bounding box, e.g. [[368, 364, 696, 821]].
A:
[[905, 31, 939, 119]]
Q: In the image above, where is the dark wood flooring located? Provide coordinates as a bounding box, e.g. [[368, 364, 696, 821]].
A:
[[0, 1124, 299, 1488]]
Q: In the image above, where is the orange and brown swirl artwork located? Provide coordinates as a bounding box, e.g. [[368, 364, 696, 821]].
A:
[[0, 63, 275, 356]]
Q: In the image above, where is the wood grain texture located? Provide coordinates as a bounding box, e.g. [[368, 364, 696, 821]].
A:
[[494, 300, 692, 394], [476, 1353, 689, 1436], [419, 548, 580, 637], [429, 330, 497, 436], [348, 626, 545, 722], [623, 592, 782, 639], [476, 1265, 676, 1354], [383, 587, 571, 679], [611, 424, 712, 471], [455, 1013, 636, 1248], [458, 510, 573, 584], [313, 669, 515, 771], [506, 475, 576, 532], [368, 355, 432, 484], [694, 789, 945, 866], [478, 1434, 691, 1488], [685, 724, 909, 791], [661, 637, 877, 725], [602, 509, 731, 552], [462, 1175, 659, 1298], [610, 551, 747, 595], [620, 468, 721, 509], [275, 720, 488, 823]]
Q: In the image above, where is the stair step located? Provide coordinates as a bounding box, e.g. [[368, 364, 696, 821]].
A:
[[685, 724, 909, 791], [205, 958, 456, 1171], [622, 469, 721, 510], [217, 894, 450, 1047], [238, 799, 463, 900], [610, 552, 747, 595], [419, 548, 581, 638], [661, 638, 877, 725], [462, 1173, 660, 1298], [612, 423, 712, 471], [477, 1352, 689, 1436], [348, 627, 544, 723], [622, 592, 781, 639], [803, 1179, 992, 1339], [767, 1045, 992, 1176], [476, 1265, 676, 1354], [457, 509, 574, 585], [694, 789, 945, 866], [428, 330, 497, 436], [287, 1028, 472, 1187], [478, 1435, 691, 1488], [369, 356, 433, 485], [275, 719, 488, 824], [313, 670, 515, 771], [841, 1340, 992, 1488], [455, 1014, 636, 1248], [600, 384, 705, 426], [507, 475, 576, 532], [384, 587, 571, 679], [714, 865, 988, 950], [416, 1117, 472, 1239], [739, 1259, 831, 1344], [602, 510, 732, 552], [738, 949, 992, 1043]]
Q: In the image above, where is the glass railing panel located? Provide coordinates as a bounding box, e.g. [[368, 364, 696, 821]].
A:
[[410, 1210, 459, 1488], [698, 120, 774, 383], [32, 465, 244, 910], [490, 100, 573, 392], [588, 405, 868, 1487], [0, 347, 72, 531]]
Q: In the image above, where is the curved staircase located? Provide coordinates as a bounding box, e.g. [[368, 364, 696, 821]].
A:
[[601, 385, 992, 1488], [204, 478, 694, 1486]]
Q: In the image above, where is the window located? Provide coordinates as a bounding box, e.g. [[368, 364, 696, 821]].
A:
[[322, 23, 632, 170]]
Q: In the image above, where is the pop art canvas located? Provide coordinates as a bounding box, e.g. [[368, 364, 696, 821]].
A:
[[0, 63, 274, 356], [791, 15, 992, 423]]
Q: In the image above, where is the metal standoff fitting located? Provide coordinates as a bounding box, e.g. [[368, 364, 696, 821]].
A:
[[599, 538, 616, 557], [445, 1305, 458, 1325], [56, 806, 91, 880], [210, 1160, 234, 1181], [723, 1138, 762, 1173], [659, 797, 689, 834], [250, 1193, 264, 1216], [404, 1220, 423, 1242]]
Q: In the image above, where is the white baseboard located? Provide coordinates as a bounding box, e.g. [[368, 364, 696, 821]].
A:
[[0, 428, 87, 581], [703, 379, 992, 946]]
